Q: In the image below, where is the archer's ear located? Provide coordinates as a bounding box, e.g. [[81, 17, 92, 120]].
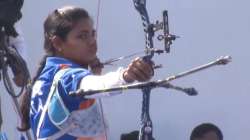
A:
[[50, 35, 63, 52]]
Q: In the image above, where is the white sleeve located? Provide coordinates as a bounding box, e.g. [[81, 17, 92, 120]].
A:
[[79, 67, 128, 98], [8, 22, 27, 61]]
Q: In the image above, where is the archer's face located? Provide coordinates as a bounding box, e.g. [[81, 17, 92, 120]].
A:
[[61, 18, 97, 67], [194, 131, 220, 140]]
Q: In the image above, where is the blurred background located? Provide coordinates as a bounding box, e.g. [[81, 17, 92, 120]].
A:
[[1, 0, 249, 139]]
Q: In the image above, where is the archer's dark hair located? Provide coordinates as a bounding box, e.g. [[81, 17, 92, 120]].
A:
[[190, 123, 223, 140], [18, 6, 90, 131]]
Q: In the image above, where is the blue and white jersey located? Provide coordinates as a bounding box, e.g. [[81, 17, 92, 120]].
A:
[[30, 57, 107, 140]]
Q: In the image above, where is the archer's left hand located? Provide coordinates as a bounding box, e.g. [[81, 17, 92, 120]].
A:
[[123, 57, 154, 83]]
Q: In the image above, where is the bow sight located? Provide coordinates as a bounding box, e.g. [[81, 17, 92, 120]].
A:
[[156, 10, 180, 53], [133, 0, 179, 58]]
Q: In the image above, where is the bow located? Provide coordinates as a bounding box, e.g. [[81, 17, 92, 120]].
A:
[[132, 0, 179, 139], [72, 1, 232, 140]]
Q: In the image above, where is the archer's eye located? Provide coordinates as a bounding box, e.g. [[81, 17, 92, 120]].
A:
[[77, 30, 96, 41], [92, 30, 96, 38]]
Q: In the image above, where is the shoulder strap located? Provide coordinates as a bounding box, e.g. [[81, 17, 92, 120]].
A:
[[36, 68, 69, 138]]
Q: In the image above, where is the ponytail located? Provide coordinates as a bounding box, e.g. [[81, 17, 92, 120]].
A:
[[18, 55, 48, 131]]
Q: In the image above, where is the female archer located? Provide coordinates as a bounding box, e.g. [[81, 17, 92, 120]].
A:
[[18, 5, 154, 140]]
